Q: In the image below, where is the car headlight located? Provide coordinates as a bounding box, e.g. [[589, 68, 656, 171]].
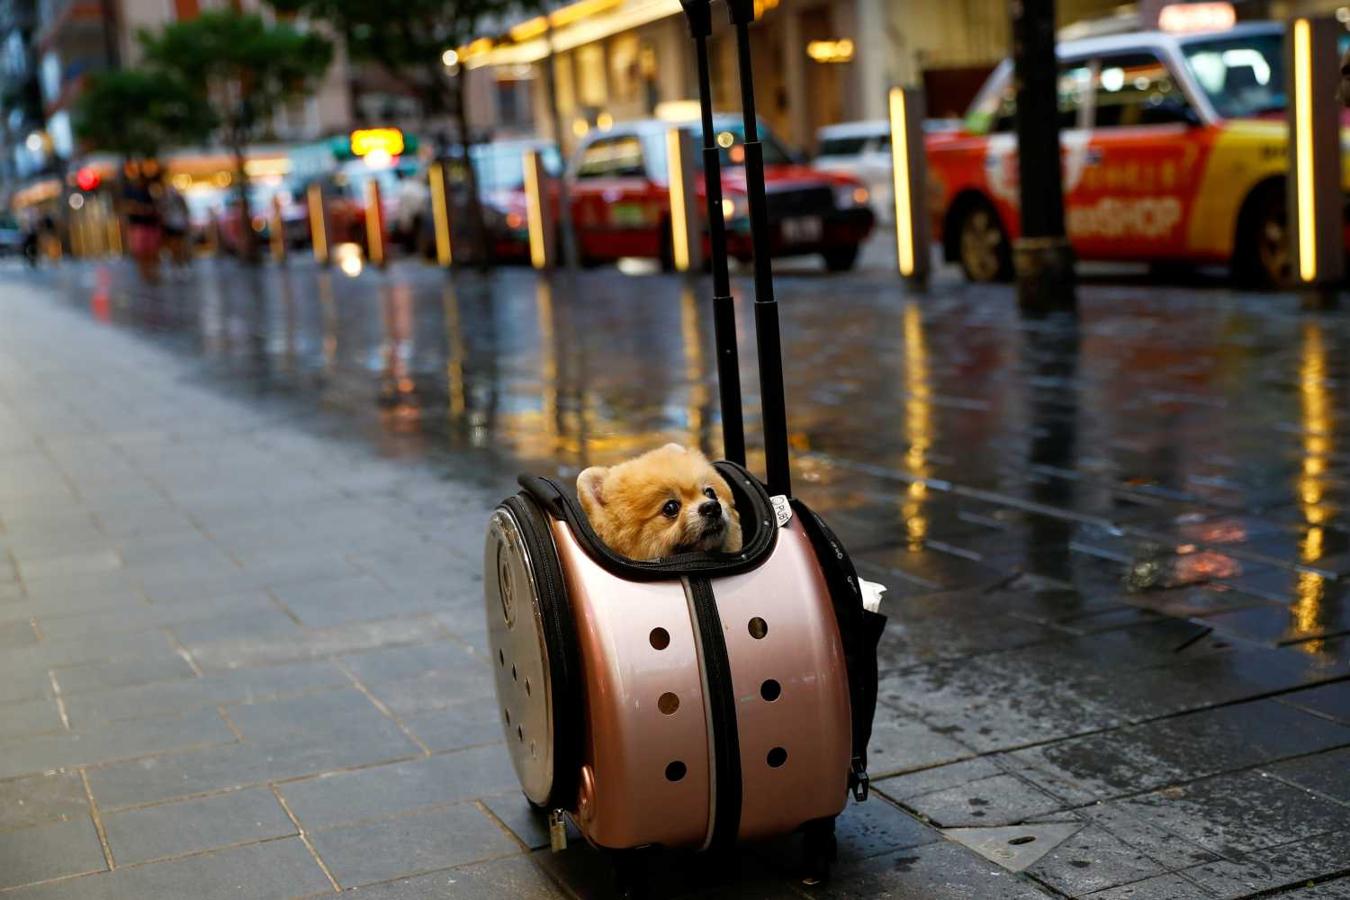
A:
[[834, 185, 869, 209]]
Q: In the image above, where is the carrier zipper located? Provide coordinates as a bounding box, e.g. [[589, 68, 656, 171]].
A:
[[684, 576, 741, 850]]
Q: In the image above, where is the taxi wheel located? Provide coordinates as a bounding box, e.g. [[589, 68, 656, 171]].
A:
[[1234, 182, 1289, 289], [956, 201, 1012, 283]]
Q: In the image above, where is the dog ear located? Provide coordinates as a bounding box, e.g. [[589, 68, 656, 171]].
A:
[[577, 467, 609, 516]]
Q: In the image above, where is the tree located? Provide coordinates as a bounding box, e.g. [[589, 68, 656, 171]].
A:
[[140, 11, 332, 261], [266, 0, 522, 266], [75, 69, 214, 160]]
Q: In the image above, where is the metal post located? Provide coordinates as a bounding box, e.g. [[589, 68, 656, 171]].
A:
[[1288, 16, 1343, 308], [365, 178, 386, 269], [270, 193, 286, 263], [889, 86, 931, 290], [429, 161, 454, 269], [1010, 0, 1076, 312], [307, 183, 329, 266], [665, 127, 704, 274], [727, 0, 791, 498], [680, 0, 746, 468], [523, 148, 556, 270]]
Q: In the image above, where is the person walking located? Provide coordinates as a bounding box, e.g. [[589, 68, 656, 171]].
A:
[[122, 164, 162, 284], [160, 182, 191, 268]]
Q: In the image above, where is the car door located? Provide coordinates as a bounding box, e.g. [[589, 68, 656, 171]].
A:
[[1070, 50, 1209, 261], [570, 134, 663, 262]]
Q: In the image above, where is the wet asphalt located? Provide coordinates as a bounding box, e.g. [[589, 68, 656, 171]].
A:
[[3, 250, 1349, 898]]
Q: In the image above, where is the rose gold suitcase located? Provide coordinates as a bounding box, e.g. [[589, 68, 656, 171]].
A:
[[483, 1, 886, 893]]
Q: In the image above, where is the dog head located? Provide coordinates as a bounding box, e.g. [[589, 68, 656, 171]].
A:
[[577, 444, 741, 561]]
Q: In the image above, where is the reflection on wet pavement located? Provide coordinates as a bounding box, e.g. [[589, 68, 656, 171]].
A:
[[31, 258, 1350, 665]]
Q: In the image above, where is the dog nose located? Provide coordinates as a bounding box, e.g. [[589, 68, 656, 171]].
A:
[[698, 500, 722, 519]]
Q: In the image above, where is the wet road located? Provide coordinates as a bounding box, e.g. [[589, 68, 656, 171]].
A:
[[5, 255, 1350, 898]]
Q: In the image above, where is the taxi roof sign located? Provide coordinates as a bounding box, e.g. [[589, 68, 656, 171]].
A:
[[1158, 2, 1236, 34], [350, 128, 405, 159]]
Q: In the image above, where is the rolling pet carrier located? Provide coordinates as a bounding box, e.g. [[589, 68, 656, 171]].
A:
[[483, 0, 887, 893]]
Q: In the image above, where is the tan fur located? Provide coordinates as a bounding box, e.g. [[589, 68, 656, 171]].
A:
[[577, 444, 743, 561]]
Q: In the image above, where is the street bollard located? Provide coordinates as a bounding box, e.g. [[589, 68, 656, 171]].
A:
[[308, 183, 330, 266], [666, 127, 704, 273], [523, 148, 556, 270], [365, 178, 386, 269], [270, 193, 286, 263], [1288, 16, 1344, 307], [888, 86, 931, 290], [429, 161, 454, 268]]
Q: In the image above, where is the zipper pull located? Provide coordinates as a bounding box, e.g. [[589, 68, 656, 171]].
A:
[[548, 809, 568, 852]]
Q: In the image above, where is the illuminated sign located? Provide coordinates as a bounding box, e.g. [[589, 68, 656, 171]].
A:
[[1157, 2, 1235, 34], [806, 39, 855, 64], [349, 128, 405, 159]]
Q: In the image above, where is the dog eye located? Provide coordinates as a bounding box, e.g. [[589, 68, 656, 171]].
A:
[[661, 500, 681, 518], [703, 487, 717, 500]]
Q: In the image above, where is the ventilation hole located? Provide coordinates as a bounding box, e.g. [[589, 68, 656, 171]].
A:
[[517, 725, 524, 742], [504, 708, 511, 725], [1008, 836, 1036, 846], [649, 627, 670, 651], [748, 617, 768, 639], [658, 692, 680, 715], [525, 679, 531, 697], [511, 664, 518, 682], [760, 679, 781, 702], [665, 761, 687, 782], [767, 747, 787, 768], [498, 649, 505, 667]]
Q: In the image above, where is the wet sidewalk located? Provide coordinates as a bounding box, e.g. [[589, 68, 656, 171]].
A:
[[1, 257, 1348, 899]]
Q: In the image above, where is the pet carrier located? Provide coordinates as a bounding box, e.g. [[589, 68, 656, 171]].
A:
[[483, 0, 887, 893]]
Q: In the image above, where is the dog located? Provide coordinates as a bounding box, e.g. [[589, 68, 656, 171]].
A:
[[577, 444, 742, 561]]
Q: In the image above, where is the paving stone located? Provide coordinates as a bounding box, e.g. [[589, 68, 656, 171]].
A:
[[280, 745, 519, 830], [1009, 700, 1350, 800], [1083, 873, 1214, 898], [945, 822, 1085, 873], [185, 617, 447, 670], [308, 802, 520, 888], [865, 714, 974, 778], [0, 696, 66, 741], [51, 654, 198, 696], [1120, 770, 1350, 857], [901, 773, 1070, 828], [102, 786, 295, 865], [0, 771, 90, 832], [0, 835, 331, 900], [343, 855, 563, 898], [1023, 819, 1211, 896], [0, 815, 106, 889], [1280, 680, 1350, 723], [401, 703, 503, 753], [477, 794, 553, 852], [61, 660, 350, 728], [0, 617, 38, 649], [0, 707, 235, 780], [1264, 746, 1350, 802], [803, 837, 1054, 898], [340, 641, 490, 686], [1175, 829, 1350, 898]]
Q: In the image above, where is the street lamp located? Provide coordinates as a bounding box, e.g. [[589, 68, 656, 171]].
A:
[[441, 48, 459, 68]]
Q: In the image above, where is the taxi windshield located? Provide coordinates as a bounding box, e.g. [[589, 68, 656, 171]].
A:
[[1181, 33, 1286, 118]]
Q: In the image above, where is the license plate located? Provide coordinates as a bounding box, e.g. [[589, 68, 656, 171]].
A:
[[782, 216, 822, 243]]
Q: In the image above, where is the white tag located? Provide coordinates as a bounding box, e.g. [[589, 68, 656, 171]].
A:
[[860, 579, 888, 614], [771, 495, 792, 527]]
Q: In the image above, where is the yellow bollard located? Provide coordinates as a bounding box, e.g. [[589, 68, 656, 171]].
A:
[[308, 182, 329, 266], [429, 161, 453, 268], [889, 86, 932, 289], [523, 149, 555, 270], [270, 193, 286, 263], [665, 128, 702, 273], [365, 178, 386, 269], [1288, 16, 1344, 302]]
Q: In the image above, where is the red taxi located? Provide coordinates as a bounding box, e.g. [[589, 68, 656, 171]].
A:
[[568, 117, 875, 271], [926, 21, 1341, 286]]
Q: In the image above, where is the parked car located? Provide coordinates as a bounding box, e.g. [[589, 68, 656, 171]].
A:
[[814, 119, 962, 224], [568, 117, 874, 271], [925, 20, 1349, 287]]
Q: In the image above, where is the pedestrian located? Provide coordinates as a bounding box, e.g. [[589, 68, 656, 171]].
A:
[[122, 163, 162, 284], [160, 181, 191, 268]]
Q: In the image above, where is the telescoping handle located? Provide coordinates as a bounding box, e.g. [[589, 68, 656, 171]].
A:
[[726, 0, 792, 499], [678, 0, 746, 469]]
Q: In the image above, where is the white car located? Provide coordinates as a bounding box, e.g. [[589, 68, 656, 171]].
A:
[[812, 121, 894, 223]]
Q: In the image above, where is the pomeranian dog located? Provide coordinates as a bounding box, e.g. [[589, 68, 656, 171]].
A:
[[577, 444, 742, 561]]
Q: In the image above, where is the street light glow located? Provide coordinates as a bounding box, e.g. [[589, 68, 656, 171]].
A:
[[441, 48, 460, 67]]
